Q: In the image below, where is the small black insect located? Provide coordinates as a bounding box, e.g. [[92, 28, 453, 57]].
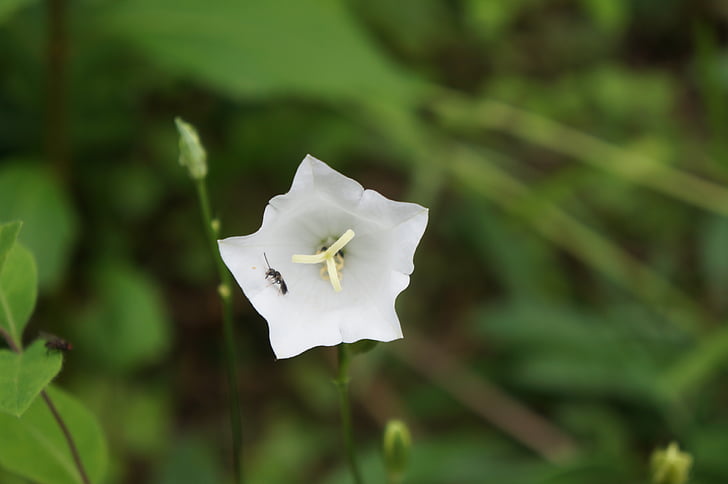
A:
[[263, 252, 288, 295], [41, 332, 73, 354]]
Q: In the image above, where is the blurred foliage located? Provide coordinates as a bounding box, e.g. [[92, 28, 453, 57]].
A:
[[0, 162, 77, 289], [0, 385, 108, 484], [2, 0, 728, 482]]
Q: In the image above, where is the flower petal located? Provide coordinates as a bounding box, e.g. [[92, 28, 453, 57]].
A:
[[218, 155, 428, 358]]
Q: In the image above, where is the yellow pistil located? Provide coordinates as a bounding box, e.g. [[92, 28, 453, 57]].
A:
[[292, 229, 355, 292]]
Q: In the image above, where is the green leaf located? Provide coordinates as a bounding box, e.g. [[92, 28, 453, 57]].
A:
[[0, 163, 78, 290], [75, 263, 171, 373], [0, 243, 37, 348], [0, 340, 62, 417], [97, 0, 420, 103], [0, 221, 22, 273], [0, 385, 107, 484]]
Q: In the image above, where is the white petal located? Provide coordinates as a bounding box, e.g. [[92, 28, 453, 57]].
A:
[[218, 155, 428, 359]]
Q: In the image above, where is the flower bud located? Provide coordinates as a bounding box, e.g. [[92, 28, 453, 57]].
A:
[[383, 419, 411, 483], [211, 218, 221, 236], [174, 117, 207, 180], [651, 442, 692, 484]]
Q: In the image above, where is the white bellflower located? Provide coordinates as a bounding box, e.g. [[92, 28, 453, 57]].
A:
[[218, 155, 428, 359]]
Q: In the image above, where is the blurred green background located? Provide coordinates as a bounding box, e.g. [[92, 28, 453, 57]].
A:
[[2, 0, 728, 482]]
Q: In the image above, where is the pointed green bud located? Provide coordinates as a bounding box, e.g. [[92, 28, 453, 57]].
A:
[[383, 419, 411, 483], [174, 117, 207, 180], [651, 442, 693, 484]]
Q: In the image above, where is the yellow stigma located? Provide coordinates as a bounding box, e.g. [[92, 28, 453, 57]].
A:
[[292, 229, 355, 292]]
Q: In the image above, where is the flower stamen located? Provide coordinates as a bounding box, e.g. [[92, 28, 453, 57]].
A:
[[292, 229, 355, 292]]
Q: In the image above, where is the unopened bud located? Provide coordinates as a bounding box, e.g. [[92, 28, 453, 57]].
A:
[[383, 419, 411, 483], [651, 442, 692, 484], [174, 117, 207, 180], [211, 219, 221, 236], [218, 284, 231, 300]]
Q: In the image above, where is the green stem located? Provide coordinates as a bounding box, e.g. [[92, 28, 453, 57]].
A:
[[334, 344, 363, 484], [194, 179, 243, 483]]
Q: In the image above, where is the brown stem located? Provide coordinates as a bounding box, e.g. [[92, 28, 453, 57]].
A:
[[46, 0, 69, 178], [0, 327, 20, 352], [41, 391, 91, 484]]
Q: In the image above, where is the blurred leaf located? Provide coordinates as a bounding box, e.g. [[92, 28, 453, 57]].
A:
[[121, 386, 171, 455], [0, 468, 32, 484], [68, 378, 172, 483], [105, 163, 165, 221], [694, 23, 728, 169], [465, 0, 533, 40], [581, 0, 628, 34], [97, 0, 420, 103], [661, 325, 728, 398], [154, 437, 224, 484], [0, 243, 37, 348], [690, 422, 728, 480], [247, 415, 334, 483], [0, 385, 107, 484], [700, 216, 728, 309], [75, 262, 171, 373], [478, 302, 669, 404], [0, 221, 21, 271], [556, 404, 632, 461], [353, 0, 451, 57], [0, 0, 37, 24], [0, 340, 62, 417], [449, 198, 568, 300], [482, 65, 675, 133], [0, 162, 78, 290]]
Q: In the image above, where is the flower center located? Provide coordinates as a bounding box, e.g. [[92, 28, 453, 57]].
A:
[[291, 229, 355, 292]]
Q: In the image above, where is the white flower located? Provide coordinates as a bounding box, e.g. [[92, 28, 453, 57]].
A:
[[218, 155, 428, 359]]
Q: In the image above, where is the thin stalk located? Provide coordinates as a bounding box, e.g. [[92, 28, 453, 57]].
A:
[[41, 391, 91, 484], [0, 331, 90, 484], [334, 344, 363, 484], [194, 179, 243, 483]]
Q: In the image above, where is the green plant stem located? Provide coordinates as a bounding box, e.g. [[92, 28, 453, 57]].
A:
[[194, 179, 243, 483], [334, 344, 363, 484], [0, 330, 91, 484]]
